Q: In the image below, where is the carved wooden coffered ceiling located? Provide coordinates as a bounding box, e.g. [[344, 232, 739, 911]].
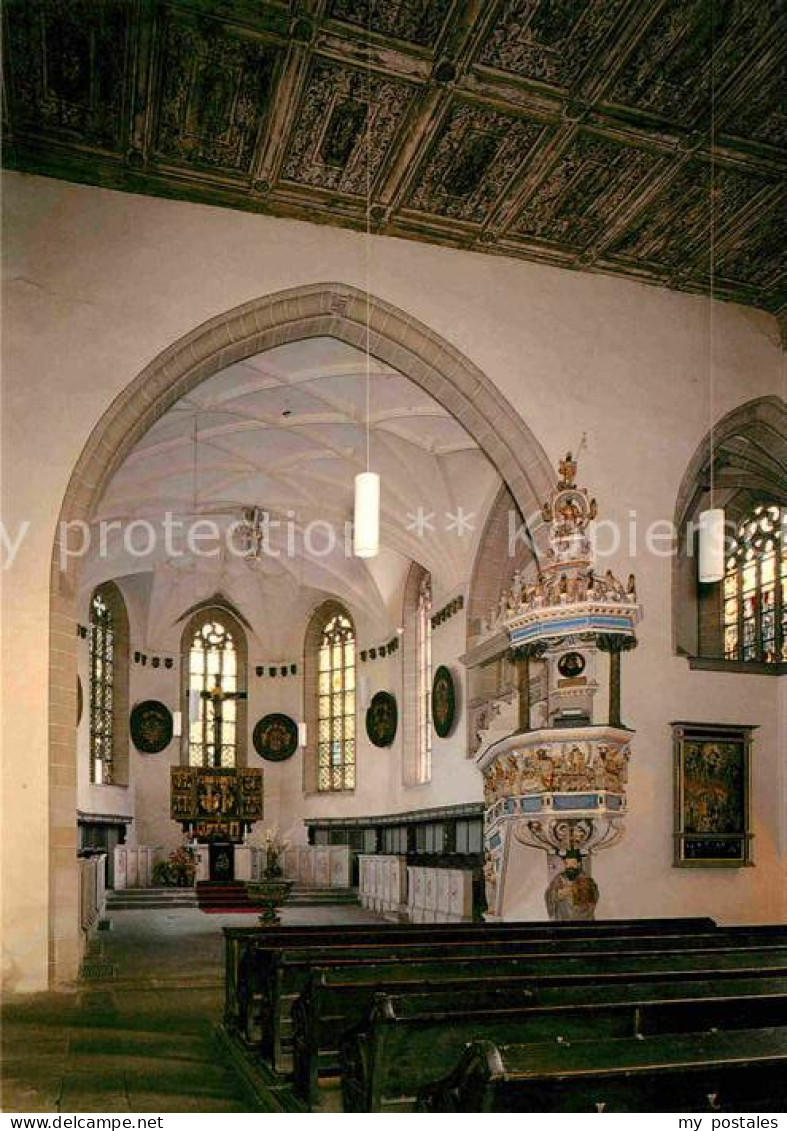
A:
[[3, 0, 785, 316]]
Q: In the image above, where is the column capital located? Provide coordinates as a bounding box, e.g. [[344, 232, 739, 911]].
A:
[[596, 633, 638, 655]]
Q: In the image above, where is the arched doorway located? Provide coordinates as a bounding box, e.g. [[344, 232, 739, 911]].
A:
[[48, 282, 554, 984]]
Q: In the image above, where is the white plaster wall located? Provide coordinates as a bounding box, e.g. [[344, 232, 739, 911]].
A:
[[2, 172, 785, 990]]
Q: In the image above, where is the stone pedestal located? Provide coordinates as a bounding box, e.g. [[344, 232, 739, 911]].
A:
[[282, 845, 351, 888], [358, 854, 407, 916], [407, 866, 473, 923], [113, 846, 155, 889], [234, 845, 256, 881]]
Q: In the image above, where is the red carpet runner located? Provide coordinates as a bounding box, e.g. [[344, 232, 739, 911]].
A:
[[196, 881, 259, 914]]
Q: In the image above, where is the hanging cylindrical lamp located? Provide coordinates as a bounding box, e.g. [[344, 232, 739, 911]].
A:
[[354, 471, 380, 558], [697, 42, 725, 589], [698, 507, 725, 583]]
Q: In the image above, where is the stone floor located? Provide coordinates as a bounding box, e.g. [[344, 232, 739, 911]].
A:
[[1, 903, 382, 1113]]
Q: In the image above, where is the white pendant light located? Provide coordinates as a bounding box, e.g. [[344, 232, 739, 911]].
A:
[[698, 52, 724, 587], [699, 508, 725, 583], [354, 471, 380, 558], [352, 23, 381, 561]]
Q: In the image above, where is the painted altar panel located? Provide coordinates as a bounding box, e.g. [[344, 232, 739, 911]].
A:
[[169, 766, 263, 824]]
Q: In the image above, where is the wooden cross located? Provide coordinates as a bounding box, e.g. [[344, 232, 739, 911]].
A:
[[200, 677, 247, 767]]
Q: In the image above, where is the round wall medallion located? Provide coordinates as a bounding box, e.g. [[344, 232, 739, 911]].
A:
[[130, 700, 173, 753], [366, 691, 398, 747], [432, 665, 456, 738], [557, 651, 586, 679], [77, 676, 83, 727], [253, 713, 298, 762]]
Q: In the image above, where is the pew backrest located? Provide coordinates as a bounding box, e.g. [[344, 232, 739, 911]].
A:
[[417, 1027, 787, 1113], [339, 977, 787, 1112]]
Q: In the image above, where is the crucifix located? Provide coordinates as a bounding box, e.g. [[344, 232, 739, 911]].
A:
[[200, 676, 247, 767]]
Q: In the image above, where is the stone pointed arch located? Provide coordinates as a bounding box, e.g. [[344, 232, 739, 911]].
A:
[[673, 394, 787, 659], [47, 283, 553, 985]]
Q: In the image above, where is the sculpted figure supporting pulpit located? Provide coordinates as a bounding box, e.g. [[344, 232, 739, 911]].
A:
[[545, 850, 599, 921]]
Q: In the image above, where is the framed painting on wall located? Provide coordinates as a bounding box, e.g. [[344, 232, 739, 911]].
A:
[[672, 721, 756, 868]]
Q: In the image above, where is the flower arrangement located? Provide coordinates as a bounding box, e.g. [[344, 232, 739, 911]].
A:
[[263, 826, 288, 880], [152, 844, 197, 887]]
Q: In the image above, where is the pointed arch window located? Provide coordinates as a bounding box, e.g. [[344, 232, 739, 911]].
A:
[[88, 582, 129, 785], [317, 612, 356, 791], [90, 591, 114, 784], [723, 504, 786, 663], [415, 574, 433, 784], [183, 611, 247, 767]]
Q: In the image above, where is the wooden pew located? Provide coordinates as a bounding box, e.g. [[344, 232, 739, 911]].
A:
[[265, 935, 787, 1072], [287, 930, 787, 1096], [416, 1028, 787, 1112], [257, 927, 786, 1067], [335, 976, 787, 1112], [223, 917, 717, 1033]]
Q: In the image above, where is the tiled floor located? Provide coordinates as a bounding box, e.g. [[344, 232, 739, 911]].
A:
[[1, 903, 381, 1113]]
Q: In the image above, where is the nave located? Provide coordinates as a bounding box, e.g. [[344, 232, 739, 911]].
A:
[[2, 1, 786, 1118], [8, 906, 787, 1115]]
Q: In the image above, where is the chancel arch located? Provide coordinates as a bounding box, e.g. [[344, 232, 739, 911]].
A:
[[46, 284, 553, 985], [673, 395, 787, 667]]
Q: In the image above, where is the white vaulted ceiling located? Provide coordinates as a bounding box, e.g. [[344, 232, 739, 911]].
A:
[[89, 337, 500, 651]]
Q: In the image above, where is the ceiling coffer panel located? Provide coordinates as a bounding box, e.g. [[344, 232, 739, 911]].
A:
[[610, 162, 775, 271], [153, 11, 281, 176], [281, 59, 414, 195], [478, 0, 629, 89], [4, 0, 130, 151], [607, 0, 774, 125], [513, 132, 665, 250], [407, 101, 547, 223], [326, 0, 453, 49], [3, 0, 785, 316]]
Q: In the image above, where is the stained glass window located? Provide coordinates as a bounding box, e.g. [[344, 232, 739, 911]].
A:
[[416, 574, 432, 784], [723, 504, 786, 664], [317, 611, 356, 791], [189, 619, 238, 767], [89, 590, 114, 784]]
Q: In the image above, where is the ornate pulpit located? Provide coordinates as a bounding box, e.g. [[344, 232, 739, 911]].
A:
[[478, 452, 643, 920]]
